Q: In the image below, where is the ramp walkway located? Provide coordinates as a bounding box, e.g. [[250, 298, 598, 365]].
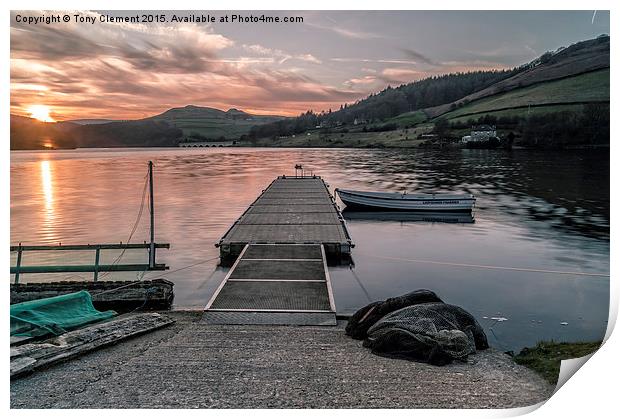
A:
[[204, 243, 336, 325]]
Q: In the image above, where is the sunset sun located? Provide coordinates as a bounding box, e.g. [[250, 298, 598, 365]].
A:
[[27, 105, 55, 122]]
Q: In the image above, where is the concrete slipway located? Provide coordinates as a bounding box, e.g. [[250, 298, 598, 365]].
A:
[[10, 311, 554, 409]]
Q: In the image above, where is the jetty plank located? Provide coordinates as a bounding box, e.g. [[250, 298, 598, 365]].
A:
[[240, 212, 341, 225], [245, 204, 336, 214]]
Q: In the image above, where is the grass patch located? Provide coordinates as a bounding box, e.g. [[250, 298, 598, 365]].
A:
[[446, 104, 587, 125], [250, 127, 429, 148], [386, 110, 428, 127], [442, 69, 609, 120], [513, 341, 601, 384], [154, 111, 285, 140]]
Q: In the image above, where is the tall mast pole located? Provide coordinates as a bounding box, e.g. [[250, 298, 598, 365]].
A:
[[148, 160, 155, 269]]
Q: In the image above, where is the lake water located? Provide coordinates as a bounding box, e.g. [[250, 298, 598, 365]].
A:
[[10, 147, 609, 351]]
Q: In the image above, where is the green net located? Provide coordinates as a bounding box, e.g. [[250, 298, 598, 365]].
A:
[[10, 291, 117, 337]]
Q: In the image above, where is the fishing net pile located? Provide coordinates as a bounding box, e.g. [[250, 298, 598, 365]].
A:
[[11, 291, 116, 338], [346, 290, 488, 366]]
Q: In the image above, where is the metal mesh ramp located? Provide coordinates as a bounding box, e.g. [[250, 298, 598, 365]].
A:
[[204, 244, 336, 325]]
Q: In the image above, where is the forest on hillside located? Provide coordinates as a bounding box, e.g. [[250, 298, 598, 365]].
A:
[[249, 68, 523, 139]]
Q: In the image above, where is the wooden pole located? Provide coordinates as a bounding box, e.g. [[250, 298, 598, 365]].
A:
[[93, 247, 100, 281], [148, 161, 155, 269], [15, 247, 22, 284]]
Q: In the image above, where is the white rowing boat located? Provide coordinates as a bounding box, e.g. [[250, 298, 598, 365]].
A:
[[335, 189, 475, 212]]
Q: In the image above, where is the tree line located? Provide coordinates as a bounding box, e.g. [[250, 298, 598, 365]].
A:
[[447, 103, 610, 148], [248, 68, 524, 139]]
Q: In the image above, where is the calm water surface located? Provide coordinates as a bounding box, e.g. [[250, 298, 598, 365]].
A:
[[10, 147, 610, 351]]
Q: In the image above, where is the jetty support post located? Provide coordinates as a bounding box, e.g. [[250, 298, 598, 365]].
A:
[[14, 246, 22, 284], [148, 161, 156, 269]]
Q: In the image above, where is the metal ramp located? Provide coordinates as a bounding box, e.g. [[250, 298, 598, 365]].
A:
[[203, 243, 336, 325]]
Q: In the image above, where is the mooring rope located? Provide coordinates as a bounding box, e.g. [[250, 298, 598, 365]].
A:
[[97, 171, 150, 281], [91, 256, 221, 296], [349, 264, 373, 303], [357, 252, 610, 278]]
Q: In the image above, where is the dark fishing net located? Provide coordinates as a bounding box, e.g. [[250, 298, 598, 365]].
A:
[[363, 302, 489, 366], [345, 289, 443, 340]]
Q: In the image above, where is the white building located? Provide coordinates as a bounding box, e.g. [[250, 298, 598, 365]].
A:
[[462, 125, 497, 143], [470, 125, 497, 141]]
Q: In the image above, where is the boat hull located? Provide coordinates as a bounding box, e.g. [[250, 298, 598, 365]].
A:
[[336, 189, 475, 212], [343, 210, 475, 223]]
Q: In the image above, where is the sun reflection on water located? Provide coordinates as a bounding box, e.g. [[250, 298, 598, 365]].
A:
[[39, 160, 57, 242], [40, 160, 53, 209]]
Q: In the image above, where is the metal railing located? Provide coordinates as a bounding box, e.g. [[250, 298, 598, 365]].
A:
[[10, 243, 170, 284]]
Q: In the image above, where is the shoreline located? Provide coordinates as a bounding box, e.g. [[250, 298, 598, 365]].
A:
[[10, 143, 611, 152]]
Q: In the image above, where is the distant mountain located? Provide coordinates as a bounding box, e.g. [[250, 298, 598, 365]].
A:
[[148, 105, 286, 140], [10, 106, 286, 150]]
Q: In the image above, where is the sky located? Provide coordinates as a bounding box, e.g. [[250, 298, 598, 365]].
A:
[[10, 10, 610, 121]]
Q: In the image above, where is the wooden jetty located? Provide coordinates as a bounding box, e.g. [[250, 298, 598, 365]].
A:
[[207, 176, 352, 325], [216, 176, 353, 262]]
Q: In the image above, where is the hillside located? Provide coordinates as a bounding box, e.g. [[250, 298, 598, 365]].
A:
[[437, 68, 609, 123], [249, 69, 522, 139], [424, 35, 610, 118], [71, 120, 183, 148], [248, 35, 609, 148], [149, 105, 286, 140]]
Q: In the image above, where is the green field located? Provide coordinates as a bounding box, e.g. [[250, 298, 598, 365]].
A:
[[168, 118, 264, 138], [439, 69, 609, 121], [247, 125, 434, 148], [446, 103, 588, 124], [386, 110, 428, 127]]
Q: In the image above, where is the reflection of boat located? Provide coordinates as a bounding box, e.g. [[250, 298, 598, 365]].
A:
[[335, 189, 475, 212], [342, 210, 475, 224]]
